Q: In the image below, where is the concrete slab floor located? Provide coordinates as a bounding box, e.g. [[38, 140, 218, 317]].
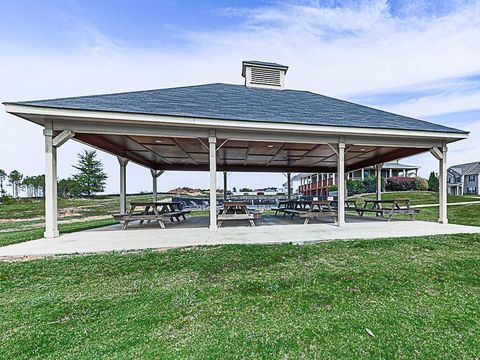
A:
[[0, 215, 479, 257]]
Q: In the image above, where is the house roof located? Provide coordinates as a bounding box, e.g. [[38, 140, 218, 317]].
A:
[[6, 83, 466, 134], [449, 161, 480, 176], [383, 162, 420, 170], [291, 161, 419, 181]]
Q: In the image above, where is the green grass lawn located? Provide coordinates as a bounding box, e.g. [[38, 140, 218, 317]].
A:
[[0, 195, 156, 247], [1, 234, 479, 359], [350, 190, 479, 206], [346, 191, 480, 225]]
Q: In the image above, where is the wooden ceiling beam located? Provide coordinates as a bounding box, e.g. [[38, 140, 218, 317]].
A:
[[74, 133, 157, 169]]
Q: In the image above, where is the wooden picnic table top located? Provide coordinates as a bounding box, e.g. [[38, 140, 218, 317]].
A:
[[129, 201, 183, 206], [223, 201, 248, 207], [363, 199, 410, 204]]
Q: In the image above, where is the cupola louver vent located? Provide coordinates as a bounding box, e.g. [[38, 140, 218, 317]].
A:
[[242, 61, 288, 90], [251, 67, 281, 87]]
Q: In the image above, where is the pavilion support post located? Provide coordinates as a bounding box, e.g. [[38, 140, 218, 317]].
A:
[[337, 141, 346, 226], [151, 169, 164, 202], [209, 134, 217, 230], [287, 173, 292, 200], [430, 144, 448, 224], [376, 164, 383, 201], [118, 157, 129, 215], [439, 145, 448, 224], [44, 122, 59, 238], [223, 171, 228, 202]]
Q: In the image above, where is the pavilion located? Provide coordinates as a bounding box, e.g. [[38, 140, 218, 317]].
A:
[[3, 60, 468, 238]]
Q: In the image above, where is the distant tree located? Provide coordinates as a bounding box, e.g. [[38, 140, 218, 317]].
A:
[[22, 176, 33, 197], [33, 175, 45, 197], [232, 187, 237, 193], [8, 170, 23, 198], [239, 187, 252, 193], [0, 169, 6, 195], [21, 175, 45, 198], [428, 172, 439, 192], [58, 178, 77, 197], [72, 150, 107, 197]]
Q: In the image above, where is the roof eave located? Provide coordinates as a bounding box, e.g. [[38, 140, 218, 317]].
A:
[[4, 102, 469, 142]]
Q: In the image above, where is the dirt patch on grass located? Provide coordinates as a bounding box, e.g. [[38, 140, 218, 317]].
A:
[[0, 255, 46, 262]]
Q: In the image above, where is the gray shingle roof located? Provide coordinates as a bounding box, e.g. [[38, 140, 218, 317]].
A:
[[449, 162, 480, 175], [383, 162, 420, 170], [8, 83, 466, 134]]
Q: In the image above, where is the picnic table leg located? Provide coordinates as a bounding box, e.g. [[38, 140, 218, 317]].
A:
[[122, 204, 136, 230], [388, 213, 393, 222], [303, 218, 310, 225], [218, 221, 223, 228], [249, 219, 255, 227], [151, 205, 165, 229], [139, 205, 150, 226]]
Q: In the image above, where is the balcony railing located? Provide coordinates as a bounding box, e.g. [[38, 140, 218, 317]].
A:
[[299, 178, 334, 192]]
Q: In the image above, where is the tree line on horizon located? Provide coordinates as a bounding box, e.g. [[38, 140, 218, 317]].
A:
[[0, 150, 107, 200]]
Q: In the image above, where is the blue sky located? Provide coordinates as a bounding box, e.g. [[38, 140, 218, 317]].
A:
[[1, 0, 480, 194]]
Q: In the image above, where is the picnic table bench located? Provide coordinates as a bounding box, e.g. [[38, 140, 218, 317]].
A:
[[349, 199, 419, 221], [217, 202, 261, 227], [113, 201, 190, 230]]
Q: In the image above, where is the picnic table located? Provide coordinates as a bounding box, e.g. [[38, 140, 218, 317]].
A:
[[217, 201, 261, 227], [272, 200, 312, 216], [113, 201, 190, 230], [272, 200, 337, 224], [352, 199, 418, 221]]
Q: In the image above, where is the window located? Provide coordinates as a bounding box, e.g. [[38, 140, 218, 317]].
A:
[[468, 175, 476, 182], [456, 177, 461, 183]]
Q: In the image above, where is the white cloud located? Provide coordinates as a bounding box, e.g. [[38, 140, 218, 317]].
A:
[[1, 0, 480, 194]]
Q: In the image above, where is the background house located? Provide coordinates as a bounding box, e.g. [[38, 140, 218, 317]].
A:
[[295, 160, 419, 196], [447, 162, 480, 195]]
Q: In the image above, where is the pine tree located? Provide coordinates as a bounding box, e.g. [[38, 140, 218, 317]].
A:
[[428, 171, 439, 192], [8, 170, 23, 198], [72, 150, 108, 197]]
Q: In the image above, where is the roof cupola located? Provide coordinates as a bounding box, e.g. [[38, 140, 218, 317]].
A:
[[241, 61, 288, 90]]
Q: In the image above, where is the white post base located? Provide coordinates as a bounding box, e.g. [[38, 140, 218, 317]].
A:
[[44, 230, 60, 238]]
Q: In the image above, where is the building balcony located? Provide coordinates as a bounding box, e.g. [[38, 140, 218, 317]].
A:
[[299, 178, 334, 193]]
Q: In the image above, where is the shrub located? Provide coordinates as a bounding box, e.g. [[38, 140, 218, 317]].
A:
[[347, 179, 366, 196], [386, 177, 417, 191], [328, 185, 338, 192], [416, 177, 429, 191], [0, 194, 14, 205], [363, 176, 385, 193]]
